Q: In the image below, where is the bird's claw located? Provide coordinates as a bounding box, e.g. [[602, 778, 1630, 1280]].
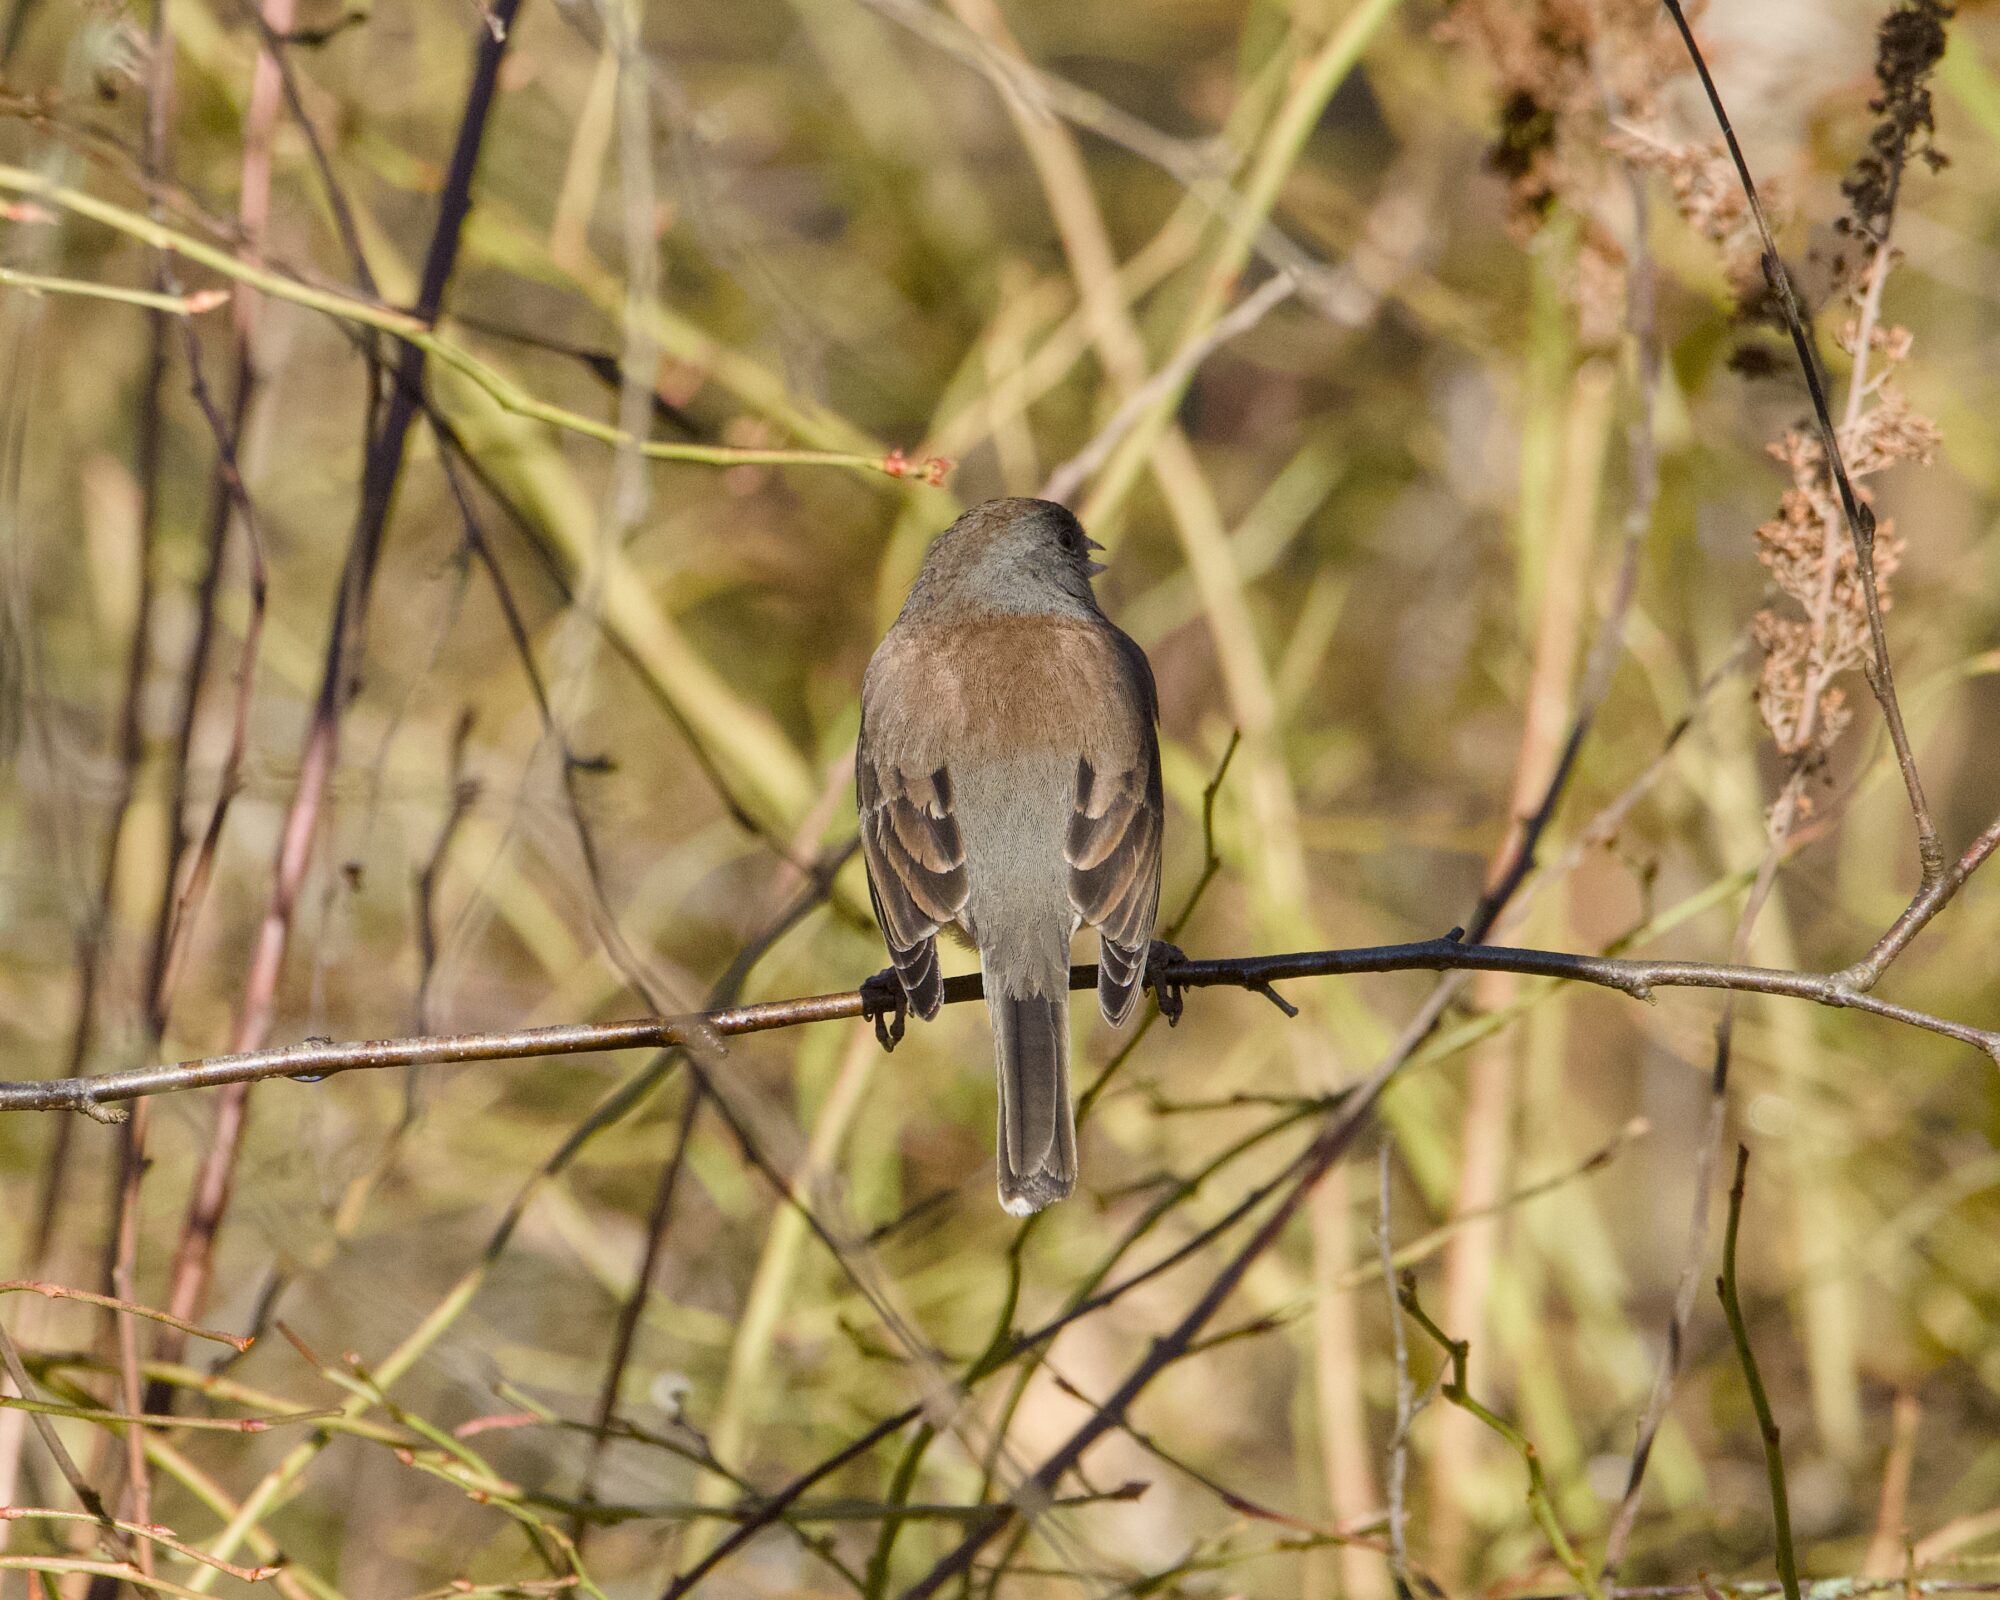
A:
[[1147, 940, 1188, 1026], [859, 968, 909, 1053]]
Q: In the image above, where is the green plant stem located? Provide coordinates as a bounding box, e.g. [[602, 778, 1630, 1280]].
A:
[[0, 266, 225, 315], [1397, 1274, 1605, 1600], [0, 164, 931, 483], [1077, 0, 1406, 528], [1717, 1145, 1804, 1600], [864, 1421, 934, 1598], [0, 1559, 214, 1600]]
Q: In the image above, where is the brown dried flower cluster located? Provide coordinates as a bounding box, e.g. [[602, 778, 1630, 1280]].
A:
[[1440, 0, 1679, 222], [1750, 325, 1938, 769], [1444, 0, 1951, 803], [1437, 0, 1685, 346], [1603, 123, 1767, 305], [1744, 0, 1951, 787], [1840, 0, 1954, 253]]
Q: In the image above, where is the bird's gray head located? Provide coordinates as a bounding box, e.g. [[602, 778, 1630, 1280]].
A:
[[901, 498, 1107, 620]]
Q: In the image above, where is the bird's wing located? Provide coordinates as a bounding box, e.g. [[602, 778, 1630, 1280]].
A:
[[1067, 630, 1163, 1026], [857, 744, 967, 1019]]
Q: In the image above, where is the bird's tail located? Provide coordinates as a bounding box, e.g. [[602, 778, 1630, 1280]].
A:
[[990, 986, 1075, 1216]]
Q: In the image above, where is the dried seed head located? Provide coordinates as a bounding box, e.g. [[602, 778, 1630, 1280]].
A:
[[1840, 0, 1954, 252], [1749, 323, 1933, 763], [1440, 0, 1684, 342]]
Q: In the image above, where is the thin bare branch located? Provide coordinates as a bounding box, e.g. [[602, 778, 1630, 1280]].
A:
[[1041, 272, 1296, 504], [1377, 1142, 1413, 1592], [857, 0, 1384, 327], [1841, 810, 2000, 989], [0, 1285, 250, 1353], [6, 931, 1995, 1118]]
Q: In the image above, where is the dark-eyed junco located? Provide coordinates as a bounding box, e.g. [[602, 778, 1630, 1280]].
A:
[[857, 498, 1164, 1214]]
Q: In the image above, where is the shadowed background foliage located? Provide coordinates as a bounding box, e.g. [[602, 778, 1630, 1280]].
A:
[[3, 0, 2000, 1594]]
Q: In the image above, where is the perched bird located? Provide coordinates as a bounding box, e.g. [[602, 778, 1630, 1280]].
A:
[[856, 498, 1165, 1215]]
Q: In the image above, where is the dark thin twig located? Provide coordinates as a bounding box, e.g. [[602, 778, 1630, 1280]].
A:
[[667, 1098, 1328, 1599], [1161, 730, 1239, 943], [157, 0, 526, 1356], [658, 1410, 921, 1600], [1378, 1141, 1413, 1595], [1045, 1367, 1352, 1541], [9, 933, 1996, 1118], [1659, 0, 1941, 887], [1841, 810, 2000, 989], [1717, 1146, 1804, 1600], [433, 436, 679, 1017], [228, 0, 381, 301], [1597, 656, 1830, 1574], [892, 1052, 1396, 1598], [144, 319, 273, 1030], [432, 414, 784, 849], [572, 1083, 704, 1542], [450, 312, 701, 435], [412, 709, 480, 1039], [78, 0, 179, 1580], [140, 348, 258, 1033], [1602, 1006, 1734, 1576]]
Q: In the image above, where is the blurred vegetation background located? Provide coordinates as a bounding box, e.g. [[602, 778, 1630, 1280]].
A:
[[4, 0, 2000, 1594]]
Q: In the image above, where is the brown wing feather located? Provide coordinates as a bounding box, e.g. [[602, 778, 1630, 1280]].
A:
[[1067, 744, 1163, 1027], [858, 751, 967, 1019]]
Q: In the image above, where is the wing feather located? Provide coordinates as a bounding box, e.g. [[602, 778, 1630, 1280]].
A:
[[858, 751, 967, 1019], [1066, 631, 1164, 1027]]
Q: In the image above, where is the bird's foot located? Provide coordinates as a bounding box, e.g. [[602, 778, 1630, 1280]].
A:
[[1147, 940, 1188, 1026], [859, 968, 909, 1053]]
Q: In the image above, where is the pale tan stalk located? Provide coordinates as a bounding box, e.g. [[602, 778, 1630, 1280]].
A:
[[1075, 0, 1409, 531], [549, 37, 620, 273], [1861, 1392, 1921, 1577], [1431, 356, 1615, 1572], [680, 1022, 879, 1564], [1310, 1156, 1387, 1600]]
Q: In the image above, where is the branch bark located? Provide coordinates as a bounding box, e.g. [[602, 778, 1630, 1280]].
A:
[[7, 934, 1996, 1118]]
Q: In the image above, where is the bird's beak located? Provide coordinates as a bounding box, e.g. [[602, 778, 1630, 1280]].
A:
[[1082, 533, 1107, 575]]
